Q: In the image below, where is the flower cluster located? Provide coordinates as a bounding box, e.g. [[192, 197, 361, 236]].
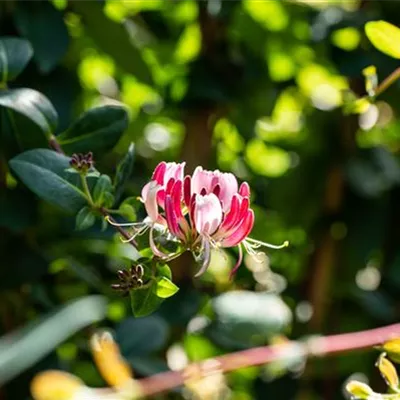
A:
[[108, 162, 287, 277]]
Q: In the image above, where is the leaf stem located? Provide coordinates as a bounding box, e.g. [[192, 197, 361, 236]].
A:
[[80, 174, 95, 206], [376, 66, 400, 96]]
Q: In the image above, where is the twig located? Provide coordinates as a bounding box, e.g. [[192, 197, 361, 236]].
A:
[[135, 322, 400, 397], [99, 208, 137, 246], [376, 66, 400, 97]]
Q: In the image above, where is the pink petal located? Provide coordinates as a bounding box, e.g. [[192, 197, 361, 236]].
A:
[[152, 162, 167, 184], [194, 194, 223, 235], [239, 182, 250, 197], [165, 195, 179, 236], [184, 175, 191, 208], [218, 172, 238, 211], [171, 179, 183, 218], [219, 194, 240, 232], [165, 162, 185, 184], [229, 244, 243, 279], [144, 181, 161, 222], [221, 209, 254, 247], [166, 177, 175, 194], [192, 167, 212, 195], [141, 181, 151, 202]]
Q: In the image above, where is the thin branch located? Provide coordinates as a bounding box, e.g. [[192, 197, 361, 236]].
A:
[[376, 66, 400, 97], [135, 322, 400, 397], [99, 207, 138, 246]]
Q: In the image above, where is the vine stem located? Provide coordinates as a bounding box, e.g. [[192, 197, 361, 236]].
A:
[[134, 322, 400, 397], [376, 66, 400, 96]]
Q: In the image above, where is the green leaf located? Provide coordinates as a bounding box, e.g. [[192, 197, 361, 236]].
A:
[[9, 149, 87, 213], [57, 105, 129, 154], [14, 1, 69, 73], [157, 263, 172, 280], [93, 174, 113, 207], [114, 143, 135, 202], [116, 316, 169, 357], [365, 20, 400, 59], [0, 88, 57, 136], [0, 89, 57, 158], [0, 37, 33, 82], [75, 206, 96, 231], [130, 281, 164, 318], [155, 276, 179, 299], [71, 1, 153, 85], [0, 295, 107, 385], [208, 291, 292, 348], [118, 197, 137, 221]]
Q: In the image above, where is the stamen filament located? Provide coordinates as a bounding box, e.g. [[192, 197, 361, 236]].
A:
[[245, 238, 289, 250], [105, 216, 144, 228]]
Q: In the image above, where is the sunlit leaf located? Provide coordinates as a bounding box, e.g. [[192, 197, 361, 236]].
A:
[[365, 20, 400, 59], [155, 276, 179, 299], [0, 88, 57, 136]]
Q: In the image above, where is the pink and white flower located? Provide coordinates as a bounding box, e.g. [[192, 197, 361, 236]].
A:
[[108, 162, 287, 277]]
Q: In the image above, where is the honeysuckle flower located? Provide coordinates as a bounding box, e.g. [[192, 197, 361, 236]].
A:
[[107, 162, 288, 277], [107, 161, 186, 246]]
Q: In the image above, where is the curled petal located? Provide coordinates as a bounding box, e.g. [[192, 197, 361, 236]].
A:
[[144, 182, 161, 222], [194, 194, 223, 235], [221, 209, 254, 248], [152, 162, 167, 184], [239, 182, 250, 198], [192, 167, 212, 195], [164, 162, 185, 184], [219, 194, 240, 232], [194, 238, 211, 277], [229, 244, 243, 279]]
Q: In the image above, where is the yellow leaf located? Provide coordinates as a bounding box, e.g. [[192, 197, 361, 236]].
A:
[[345, 381, 374, 399], [90, 331, 133, 389], [376, 353, 399, 389], [365, 21, 400, 59], [382, 338, 400, 364], [30, 371, 84, 400]]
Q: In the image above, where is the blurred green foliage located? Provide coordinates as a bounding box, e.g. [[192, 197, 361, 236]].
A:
[[1, 0, 400, 399]]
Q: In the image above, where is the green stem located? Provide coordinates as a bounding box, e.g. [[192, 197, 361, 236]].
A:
[[376, 66, 400, 96], [80, 174, 94, 206]]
